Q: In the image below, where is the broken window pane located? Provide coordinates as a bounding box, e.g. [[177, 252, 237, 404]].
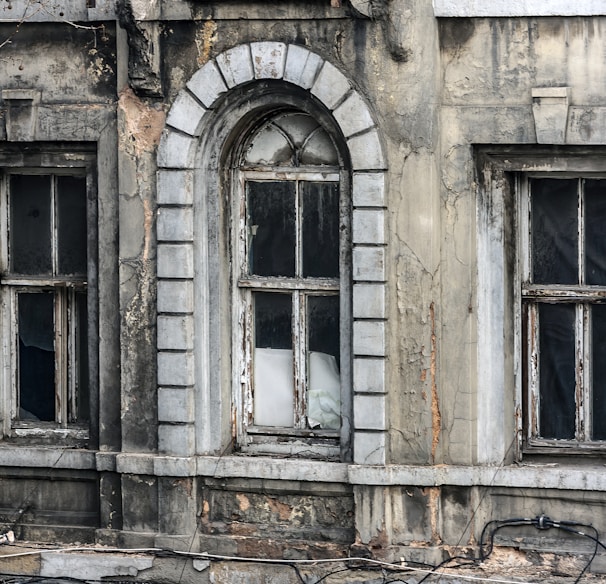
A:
[[302, 182, 339, 278], [307, 295, 340, 430], [18, 292, 55, 422], [531, 178, 578, 285], [10, 175, 52, 275], [538, 302, 576, 440], [248, 181, 296, 277], [253, 292, 294, 427], [58, 176, 87, 276], [585, 179, 606, 286]]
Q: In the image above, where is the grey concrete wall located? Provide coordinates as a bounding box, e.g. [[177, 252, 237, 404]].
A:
[[1, 2, 606, 581]]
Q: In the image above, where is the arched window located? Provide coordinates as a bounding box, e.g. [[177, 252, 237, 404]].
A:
[[232, 111, 349, 457], [158, 43, 388, 465]]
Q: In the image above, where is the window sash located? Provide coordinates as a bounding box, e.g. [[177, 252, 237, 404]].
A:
[[234, 169, 345, 445], [1, 169, 89, 434], [522, 175, 606, 449]]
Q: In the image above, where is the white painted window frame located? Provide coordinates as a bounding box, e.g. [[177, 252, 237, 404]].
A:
[[476, 148, 606, 463], [157, 42, 389, 464], [233, 167, 347, 458], [519, 173, 606, 452]]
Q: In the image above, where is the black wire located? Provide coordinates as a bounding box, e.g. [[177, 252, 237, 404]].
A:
[[479, 515, 606, 584]]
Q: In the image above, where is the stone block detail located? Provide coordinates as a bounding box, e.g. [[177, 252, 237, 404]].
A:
[[352, 172, 386, 207], [354, 394, 386, 430], [353, 209, 385, 245], [157, 243, 194, 279], [157, 315, 194, 351], [353, 283, 385, 319], [156, 43, 389, 465], [158, 423, 196, 456], [157, 207, 194, 242], [166, 90, 207, 136], [157, 170, 194, 205], [157, 130, 197, 169], [187, 60, 228, 108], [532, 86, 570, 144], [251, 42, 287, 80], [284, 44, 323, 89], [158, 387, 195, 423], [348, 129, 385, 171], [157, 280, 194, 314], [353, 431, 386, 465], [216, 44, 254, 88], [353, 247, 385, 281], [353, 358, 385, 393], [353, 321, 386, 357], [311, 61, 350, 110], [333, 92, 374, 138], [157, 351, 195, 387]]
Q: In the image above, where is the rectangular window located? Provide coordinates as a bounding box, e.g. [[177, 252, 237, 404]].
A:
[[522, 176, 606, 449], [1, 167, 92, 435], [237, 174, 343, 446]]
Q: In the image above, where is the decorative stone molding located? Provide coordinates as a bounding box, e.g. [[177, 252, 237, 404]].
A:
[[434, 0, 606, 16], [532, 87, 570, 144], [157, 43, 388, 465], [1, 89, 41, 142]]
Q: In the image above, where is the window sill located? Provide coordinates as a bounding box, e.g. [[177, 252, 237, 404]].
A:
[[0, 444, 95, 469]]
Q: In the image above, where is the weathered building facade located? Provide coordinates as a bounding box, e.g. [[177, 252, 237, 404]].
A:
[[1, 0, 606, 581]]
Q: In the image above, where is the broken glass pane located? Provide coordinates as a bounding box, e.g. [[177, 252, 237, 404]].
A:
[[531, 179, 578, 285], [248, 181, 296, 277], [302, 182, 339, 278], [585, 179, 606, 286], [592, 304, 606, 440], [18, 292, 55, 422], [253, 292, 294, 427], [10, 175, 52, 275], [307, 295, 340, 430], [58, 176, 87, 276], [538, 302, 576, 440]]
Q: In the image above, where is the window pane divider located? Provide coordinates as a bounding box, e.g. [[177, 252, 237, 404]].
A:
[[238, 277, 339, 291], [522, 285, 606, 300], [1, 278, 87, 287], [240, 169, 339, 181]]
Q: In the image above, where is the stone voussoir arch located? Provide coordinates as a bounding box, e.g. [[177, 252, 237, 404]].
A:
[[156, 42, 389, 465]]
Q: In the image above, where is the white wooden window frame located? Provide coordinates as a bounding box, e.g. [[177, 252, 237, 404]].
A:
[[0, 159, 94, 442], [519, 172, 606, 453], [233, 168, 349, 458]]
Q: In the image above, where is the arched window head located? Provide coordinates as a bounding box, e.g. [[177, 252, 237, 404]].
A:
[[233, 109, 348, 457], [242, 112, 339, 167]]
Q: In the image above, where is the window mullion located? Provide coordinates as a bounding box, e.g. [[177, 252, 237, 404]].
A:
[[579, 179, 585, 286], [51, 176, 58, 277], [528, 302, 540, 440], [576, 303, 587, 441], [55, 288, 67, 426], [292, 290, 306, 429]]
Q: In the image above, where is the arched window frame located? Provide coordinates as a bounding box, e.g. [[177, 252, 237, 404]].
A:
[[157, 43, 388, 465], [230, 110, 350, 458]]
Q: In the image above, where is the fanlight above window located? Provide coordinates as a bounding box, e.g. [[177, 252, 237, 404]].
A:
[[242, 112, 339, 167]]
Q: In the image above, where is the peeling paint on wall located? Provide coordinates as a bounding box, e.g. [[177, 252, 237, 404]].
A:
[[195, 20, 217, 67]]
